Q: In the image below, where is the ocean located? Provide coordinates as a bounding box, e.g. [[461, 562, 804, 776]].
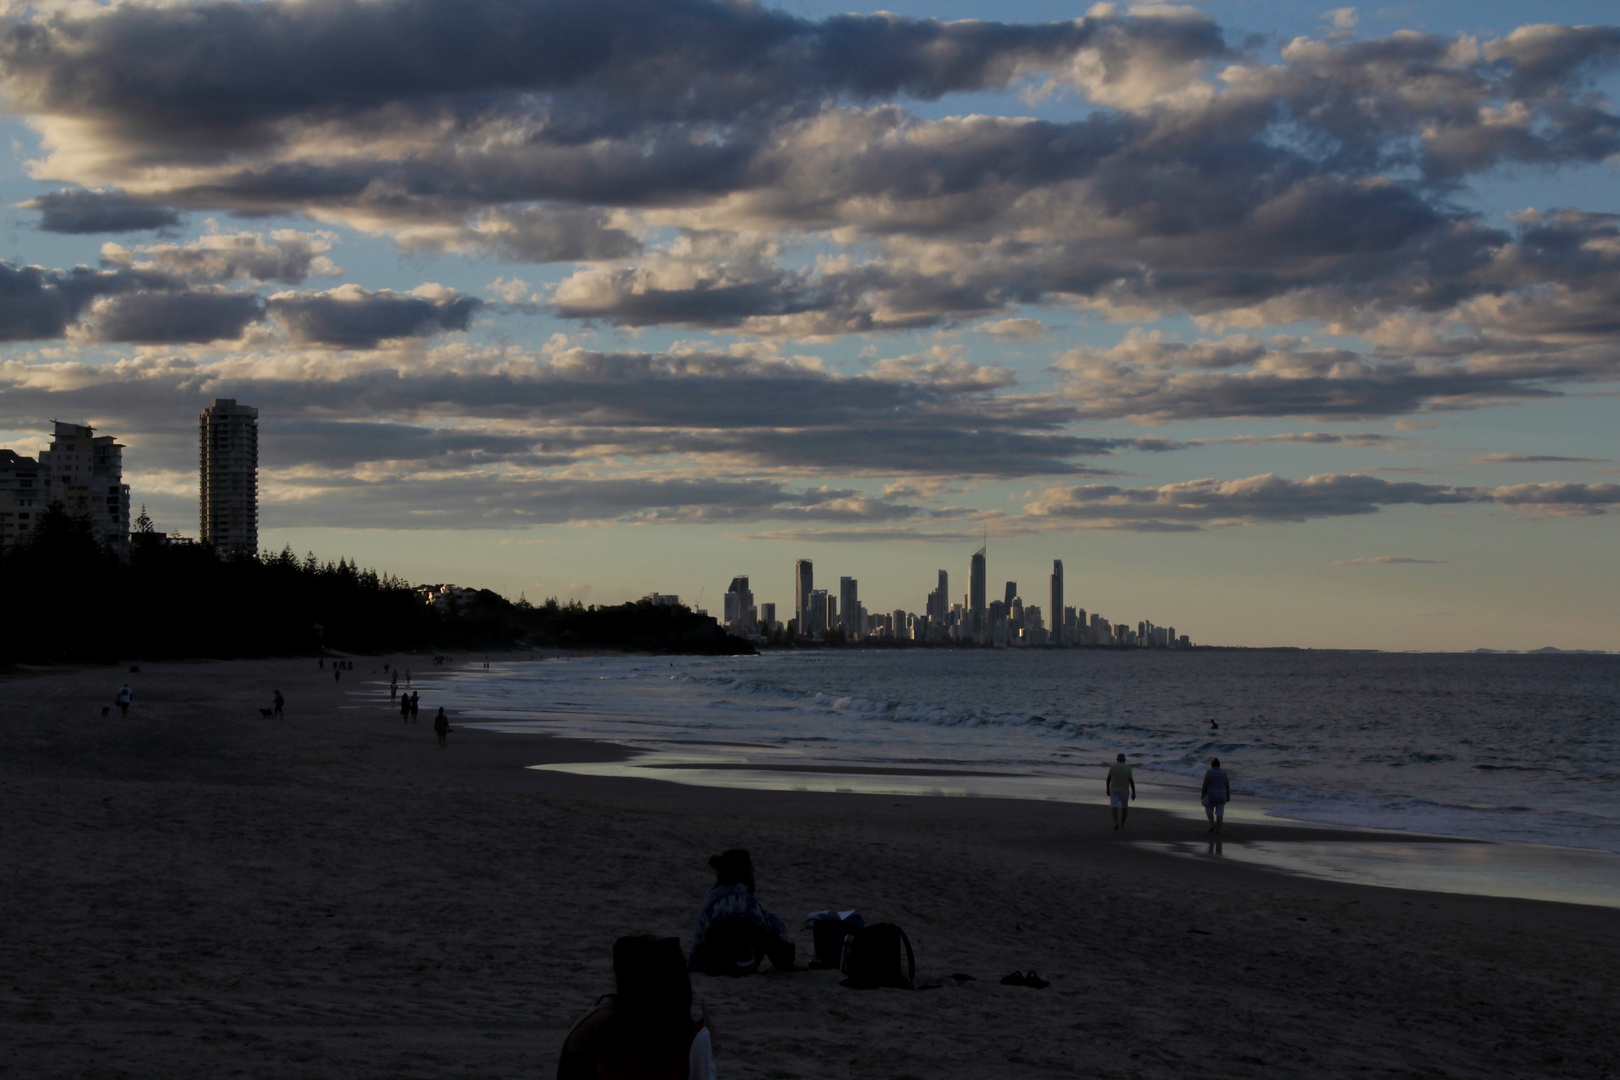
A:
[[421, 648, 1620, 857]]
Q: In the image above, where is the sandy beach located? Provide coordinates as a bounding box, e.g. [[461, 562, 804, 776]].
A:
[[4, 657, 1617, 1079]]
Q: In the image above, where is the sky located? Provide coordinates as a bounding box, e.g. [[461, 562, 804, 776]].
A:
[[0, 0, 1617, 651]]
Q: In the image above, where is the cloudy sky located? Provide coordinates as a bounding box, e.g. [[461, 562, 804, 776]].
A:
[[2, 0, 1617, 650]]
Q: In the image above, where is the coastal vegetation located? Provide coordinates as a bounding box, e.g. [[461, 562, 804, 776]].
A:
[[0, 505, 751, 662]]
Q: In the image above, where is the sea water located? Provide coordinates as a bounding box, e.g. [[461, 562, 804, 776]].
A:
[[427, 649, 1620, 857]]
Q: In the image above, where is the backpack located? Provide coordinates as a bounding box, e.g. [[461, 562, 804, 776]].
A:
[[803, 910, 865, 969], [839, 923, 914, 990]]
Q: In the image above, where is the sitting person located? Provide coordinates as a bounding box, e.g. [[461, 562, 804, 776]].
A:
[[558, 935, 715, 1080], [687, 849, 795, 976]]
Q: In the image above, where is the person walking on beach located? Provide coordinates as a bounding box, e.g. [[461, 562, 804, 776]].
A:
[[390, 672, 398, 704], [273, 690, 285, 719], [409, 691, 420, 722], [1106, 753, 1136, 830], [399, 692, 411, 723], [1202, 758, 1232, 834], [434, 707, 449, 748], [334, 666, 341, 683], [115, 684, 132, 718]]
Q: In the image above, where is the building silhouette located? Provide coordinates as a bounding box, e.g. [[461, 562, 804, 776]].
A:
[[969, 546, 986, 623], [1050, 559, 1064, 646], [839, 576, 859, 635], [199, 398, 259, 556], [2, 422, 129, 556], [794, 559, 813, 633]]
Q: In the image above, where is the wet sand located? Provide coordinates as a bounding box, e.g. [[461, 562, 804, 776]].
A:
[[3, 657, 1617, 1079]]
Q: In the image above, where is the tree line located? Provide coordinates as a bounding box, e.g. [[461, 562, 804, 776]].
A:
[[0, 505, 752, 663]]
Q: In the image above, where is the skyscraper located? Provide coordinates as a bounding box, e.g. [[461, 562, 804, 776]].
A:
[[839, 576, 859, 635], [35, 421, 129, 557], [794, 558, 813, 632], [1050, 559, 1064, 646], [926, 569, 948, 621], [1004, 581, 1018, 606], [199, 398, 259, 556], [724, 575, 755, 631], [969, 546, 986, 620]]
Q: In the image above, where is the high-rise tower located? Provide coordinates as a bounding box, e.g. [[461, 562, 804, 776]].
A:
[[794, 558, 814, 633], [38, 421, 129, 557], [839, 576, 859, 635], [1050, 559, 1064, 646], [969, 546, 986, 621], [199, 398, 259, 556]]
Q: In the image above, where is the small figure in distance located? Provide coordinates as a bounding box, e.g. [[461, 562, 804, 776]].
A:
[[1202, 757, 1232, 834], [434, 706, 449, 748], [116, 683, 132, 719], [390, 672, 398, 704], [409, 690, 420, 723], [334, 666, 341, 683], [399, 691, 411, 724], [319, 658, 324, 669], [1106, 753, 1136, 831], [1209, 718, 1219, 731], [688, 849, 796, 976], [558, 935, 716, 1080], [273, 690, 285, 719]]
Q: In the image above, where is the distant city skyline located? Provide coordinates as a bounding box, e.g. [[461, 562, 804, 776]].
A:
[[0, 0, 1616, 650]]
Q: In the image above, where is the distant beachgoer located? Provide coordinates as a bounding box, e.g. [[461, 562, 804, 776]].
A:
[[1202, 758, 1232, 834], [1106, 753, 1136, 830], [319, 658, 325, 669], [399, 694, 411, 723], [383, 662, 390, 673], [688, 849, 795, 975], [273, 690, 285, 719], [405, 670, 412, 687], [1209, 719, 1219, 730], [409, 691, 420, 722], [434, 707, 449, 747], [559, 935, 716, 1080], [115, 684, 132, 718]]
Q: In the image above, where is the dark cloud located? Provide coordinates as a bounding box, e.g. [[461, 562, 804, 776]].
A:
[[1025, 473, 1620, 530], [22, 188, 180, 234], [81, 289, 264, 344], [260, 473, 924, 530], [267, 287, 480, 347], [1333, 557, 1442, 565], [1469, 453, 1608, 465]]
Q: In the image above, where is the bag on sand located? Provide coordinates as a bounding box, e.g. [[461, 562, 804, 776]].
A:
[[839, 923, 914, 990], [804, 910, 865, 969]]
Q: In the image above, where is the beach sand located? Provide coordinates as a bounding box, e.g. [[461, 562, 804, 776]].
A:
[[3, 658, 1616, 1079]]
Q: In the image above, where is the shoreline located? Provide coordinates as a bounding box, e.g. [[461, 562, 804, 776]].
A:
[[4, 657, 1619, 1079]]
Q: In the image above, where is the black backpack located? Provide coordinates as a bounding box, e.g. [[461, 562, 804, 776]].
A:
[[839, 923, 914, 990]]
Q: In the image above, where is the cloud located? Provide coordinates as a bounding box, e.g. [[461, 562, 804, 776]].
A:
[[79, 289, 265, 344], [100, 231, 340, 285], [22, 188, 180, 234], [977, 318, 1049, 341], [1332, 556, 1442, 565], [736, 527, 984, 543], [1023, 472, 1620, 530], [267, 285, 481, 347], [1468, 453, 1608, 465]]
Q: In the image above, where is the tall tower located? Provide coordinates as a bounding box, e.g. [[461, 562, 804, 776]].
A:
[[969, 546, 986, 621], [199, 398, 259, 556], [38, 421, 129, 557], [794, 559, 813, 632], [839, 576, 859, 635], [1050, 559, 1064, 646]]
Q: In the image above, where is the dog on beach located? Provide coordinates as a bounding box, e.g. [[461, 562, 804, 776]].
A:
[[101, 706, 110, 717], [258, 708, 275, 718]]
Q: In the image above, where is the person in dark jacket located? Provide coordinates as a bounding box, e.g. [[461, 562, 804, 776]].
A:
[[688, 850, 794, 975], [434, 707, 449, 748]]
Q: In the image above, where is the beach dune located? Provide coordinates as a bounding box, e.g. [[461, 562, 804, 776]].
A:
[[2, 658, 1616, 1079]]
